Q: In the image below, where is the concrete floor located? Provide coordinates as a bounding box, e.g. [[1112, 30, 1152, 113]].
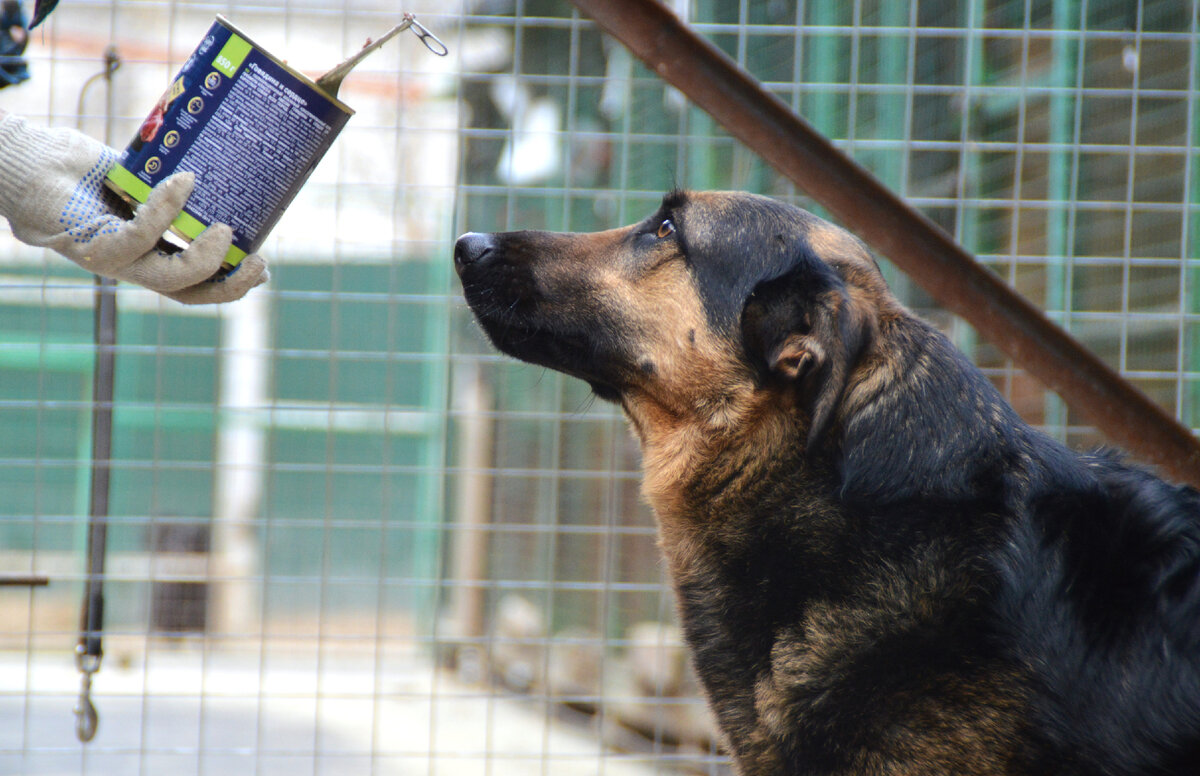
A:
[[0, 649, 676, 776]]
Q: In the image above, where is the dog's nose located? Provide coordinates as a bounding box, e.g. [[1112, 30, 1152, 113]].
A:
[[454, 232, 496, 269]]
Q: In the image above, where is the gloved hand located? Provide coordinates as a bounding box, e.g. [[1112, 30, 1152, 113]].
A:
[[0, 113, 268, 304]]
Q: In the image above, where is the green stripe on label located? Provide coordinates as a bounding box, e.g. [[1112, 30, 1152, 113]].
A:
[[223, 244, 248, 267], [171, 210, 207, 241], [105, 164, 151, 204], [170, 211, 247, 267], [213, 34, 251, 78]]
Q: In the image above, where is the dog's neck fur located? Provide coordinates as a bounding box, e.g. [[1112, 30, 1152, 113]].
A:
[[624, 376, 803, 510], [620, 363, 844, 605], [620, 307, 1039, 773], [622, 291, 1043, 583]]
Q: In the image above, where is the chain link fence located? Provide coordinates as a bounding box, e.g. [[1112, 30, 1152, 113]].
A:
[[0, 0, 1196, 773]]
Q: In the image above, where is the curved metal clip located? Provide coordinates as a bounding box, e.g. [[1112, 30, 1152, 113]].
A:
[[404, 14, 448, 57], [74, 646, 101, 743]]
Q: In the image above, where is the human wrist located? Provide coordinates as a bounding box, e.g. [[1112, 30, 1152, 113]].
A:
[[0, 113, 52, 218]]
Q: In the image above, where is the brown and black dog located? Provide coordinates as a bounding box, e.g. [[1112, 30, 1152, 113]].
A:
[[454, 191, 1200, 775]]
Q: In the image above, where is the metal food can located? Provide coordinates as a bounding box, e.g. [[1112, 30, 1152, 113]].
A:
[[105, 15, 354, 268]]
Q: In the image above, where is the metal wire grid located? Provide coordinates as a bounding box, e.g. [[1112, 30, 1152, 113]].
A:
[[663, 0, 1200, 445], [0, 0, 1197, 774]]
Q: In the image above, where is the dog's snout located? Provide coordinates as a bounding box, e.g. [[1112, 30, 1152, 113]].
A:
[[454, 232, 497, 270]]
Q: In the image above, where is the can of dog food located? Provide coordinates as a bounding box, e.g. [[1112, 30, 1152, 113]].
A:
[[105, 15, 354, 268]]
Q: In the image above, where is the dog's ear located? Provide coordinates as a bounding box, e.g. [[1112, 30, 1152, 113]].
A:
[[741, 258, 868, 452]]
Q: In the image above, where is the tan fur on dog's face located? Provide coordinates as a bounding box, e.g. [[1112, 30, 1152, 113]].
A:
[[454, 190, 896, 515]]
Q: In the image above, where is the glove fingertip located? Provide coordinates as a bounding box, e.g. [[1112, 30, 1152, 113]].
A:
[[234, 254, 268, 285], [217, 259, 267, 299], [165, 171, 197, 193], [183, 222, 234, 266], [145, 172, 196, 215]]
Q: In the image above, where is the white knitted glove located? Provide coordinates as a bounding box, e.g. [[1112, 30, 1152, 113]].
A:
[[0, 113, 268, 304]]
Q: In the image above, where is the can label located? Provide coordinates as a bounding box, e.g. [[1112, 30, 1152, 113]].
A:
[[106, 17, 353, 267]]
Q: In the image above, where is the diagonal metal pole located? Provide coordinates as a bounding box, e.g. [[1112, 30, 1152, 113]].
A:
[[568, 0, 1200, 488]]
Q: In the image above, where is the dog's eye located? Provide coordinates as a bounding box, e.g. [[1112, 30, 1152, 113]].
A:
[[656, 219, 675, 239]]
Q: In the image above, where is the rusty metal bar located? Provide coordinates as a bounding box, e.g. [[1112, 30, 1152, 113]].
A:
[[568, 0, 1200, 488], [0, 575, 49, 587]]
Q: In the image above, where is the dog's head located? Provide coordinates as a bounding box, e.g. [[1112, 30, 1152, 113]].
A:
[[454, 190, 897, 452]]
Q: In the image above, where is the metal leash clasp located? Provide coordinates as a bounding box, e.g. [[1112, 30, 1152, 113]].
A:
[[74, 645, 101, 743]]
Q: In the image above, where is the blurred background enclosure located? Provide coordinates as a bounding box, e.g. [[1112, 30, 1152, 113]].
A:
[[0, 0, 1198, 773]]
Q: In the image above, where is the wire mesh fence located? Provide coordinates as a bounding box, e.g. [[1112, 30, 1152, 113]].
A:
[[0, 0, 1197, 774]]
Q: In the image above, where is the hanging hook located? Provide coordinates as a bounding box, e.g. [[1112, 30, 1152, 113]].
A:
[[74, 646, 100, 743]]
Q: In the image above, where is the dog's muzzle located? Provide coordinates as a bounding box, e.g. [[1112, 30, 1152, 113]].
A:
[[454, 232, 497, 272]]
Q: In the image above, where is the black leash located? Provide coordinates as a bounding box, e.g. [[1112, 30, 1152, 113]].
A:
[[75, 273, 117, 744], [74, 46, 120, 745]]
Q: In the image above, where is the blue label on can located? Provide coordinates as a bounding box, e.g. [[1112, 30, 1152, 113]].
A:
[[107, 17, 353, 265]]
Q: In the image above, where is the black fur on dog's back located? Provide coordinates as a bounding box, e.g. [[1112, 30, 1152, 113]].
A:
[[1000, 456, 1200, 773], [455, 190, 1200, 775]]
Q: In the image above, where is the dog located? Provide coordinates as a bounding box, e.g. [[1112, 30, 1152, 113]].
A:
[[453, 190, 1200, 775]]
